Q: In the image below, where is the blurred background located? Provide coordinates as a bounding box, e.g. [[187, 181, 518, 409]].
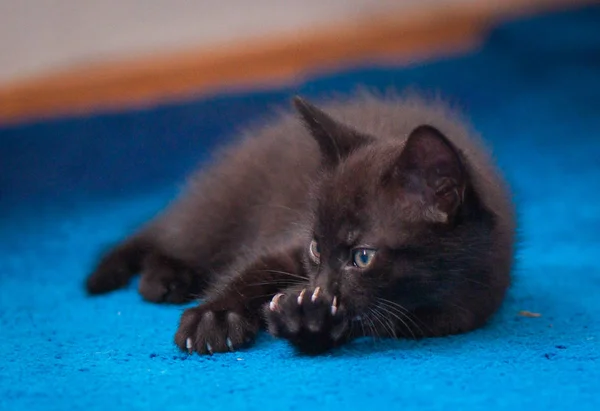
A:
[[0, 0, 592, 125], [6, 0, 410, 83]]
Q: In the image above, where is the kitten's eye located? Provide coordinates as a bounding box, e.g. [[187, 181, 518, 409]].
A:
[[309, 240, 321, 263], [352, 249, 376, 268]]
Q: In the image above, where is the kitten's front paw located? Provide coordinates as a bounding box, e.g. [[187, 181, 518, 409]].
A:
[[175, 304, 259, 355], [264, 287, 349, 354]]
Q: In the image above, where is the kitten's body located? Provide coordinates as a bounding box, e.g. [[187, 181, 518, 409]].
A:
[[87, 92, 515, 355]]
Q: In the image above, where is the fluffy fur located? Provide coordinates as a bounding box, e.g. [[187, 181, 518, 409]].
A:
[[86, 91, 516, 355]]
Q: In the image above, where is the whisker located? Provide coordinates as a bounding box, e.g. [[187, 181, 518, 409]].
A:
[[257, 269, 309, 281], [246, 292, 282, 302], [358, 314, 368, 339], [376, 298, 432, 336], [364, 313, 380, 342], [376, 297, 412, 313], [367, 308, 387, 338], [379, 307, 427, 338], [378, 301, 422, 336], [369, 307, 397, 339], [243, 280, 304, 288], [374, 301, 418, 340], [348, 317, 356, 339], [378, 304, 416, 340]]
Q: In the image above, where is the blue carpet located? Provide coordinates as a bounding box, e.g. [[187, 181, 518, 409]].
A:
[[1, 5, 599, 410]]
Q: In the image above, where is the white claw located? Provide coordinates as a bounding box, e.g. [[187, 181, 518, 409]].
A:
[[206, 342, 213, 354], [186, 337, 192, 352], [331, 296, 338, 316], [311, 286, 321, 302], [269, 293, 284, 311], [297, 289, 306, 305], [226, 338, 234, 351]]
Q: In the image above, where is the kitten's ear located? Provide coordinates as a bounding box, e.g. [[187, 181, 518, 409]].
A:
[[398, 125, 466, 221], [293, 96, 372, 167]]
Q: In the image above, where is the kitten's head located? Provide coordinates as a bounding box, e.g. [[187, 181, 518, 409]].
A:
[[293, 96, 491, 324]]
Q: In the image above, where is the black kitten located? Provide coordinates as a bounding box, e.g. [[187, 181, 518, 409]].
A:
[[86, 91, 516, 355]]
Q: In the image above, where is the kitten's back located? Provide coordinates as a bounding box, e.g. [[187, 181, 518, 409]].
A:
[[153, 92, 515, 276]]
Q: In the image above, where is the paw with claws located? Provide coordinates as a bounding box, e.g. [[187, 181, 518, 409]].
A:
[[264, 286, 349, 354], [175, 303, 259, 355]]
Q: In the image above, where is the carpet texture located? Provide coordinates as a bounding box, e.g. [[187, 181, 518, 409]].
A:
[[1, 5, 599, 410]]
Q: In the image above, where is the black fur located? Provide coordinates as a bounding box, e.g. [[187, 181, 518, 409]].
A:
[[86, 91, 516, 355]]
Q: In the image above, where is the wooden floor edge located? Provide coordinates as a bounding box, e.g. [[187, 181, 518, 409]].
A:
[[0, 0, 592, 126]]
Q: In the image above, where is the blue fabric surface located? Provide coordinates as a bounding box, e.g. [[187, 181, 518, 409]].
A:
[[1, 5, 599, 410]]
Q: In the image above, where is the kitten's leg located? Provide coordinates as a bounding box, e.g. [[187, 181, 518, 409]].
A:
[[175, 247, 307, 354], [137, 253, 204, 304], [86, 232, 204, 304], [86, 234, 150, 295]]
